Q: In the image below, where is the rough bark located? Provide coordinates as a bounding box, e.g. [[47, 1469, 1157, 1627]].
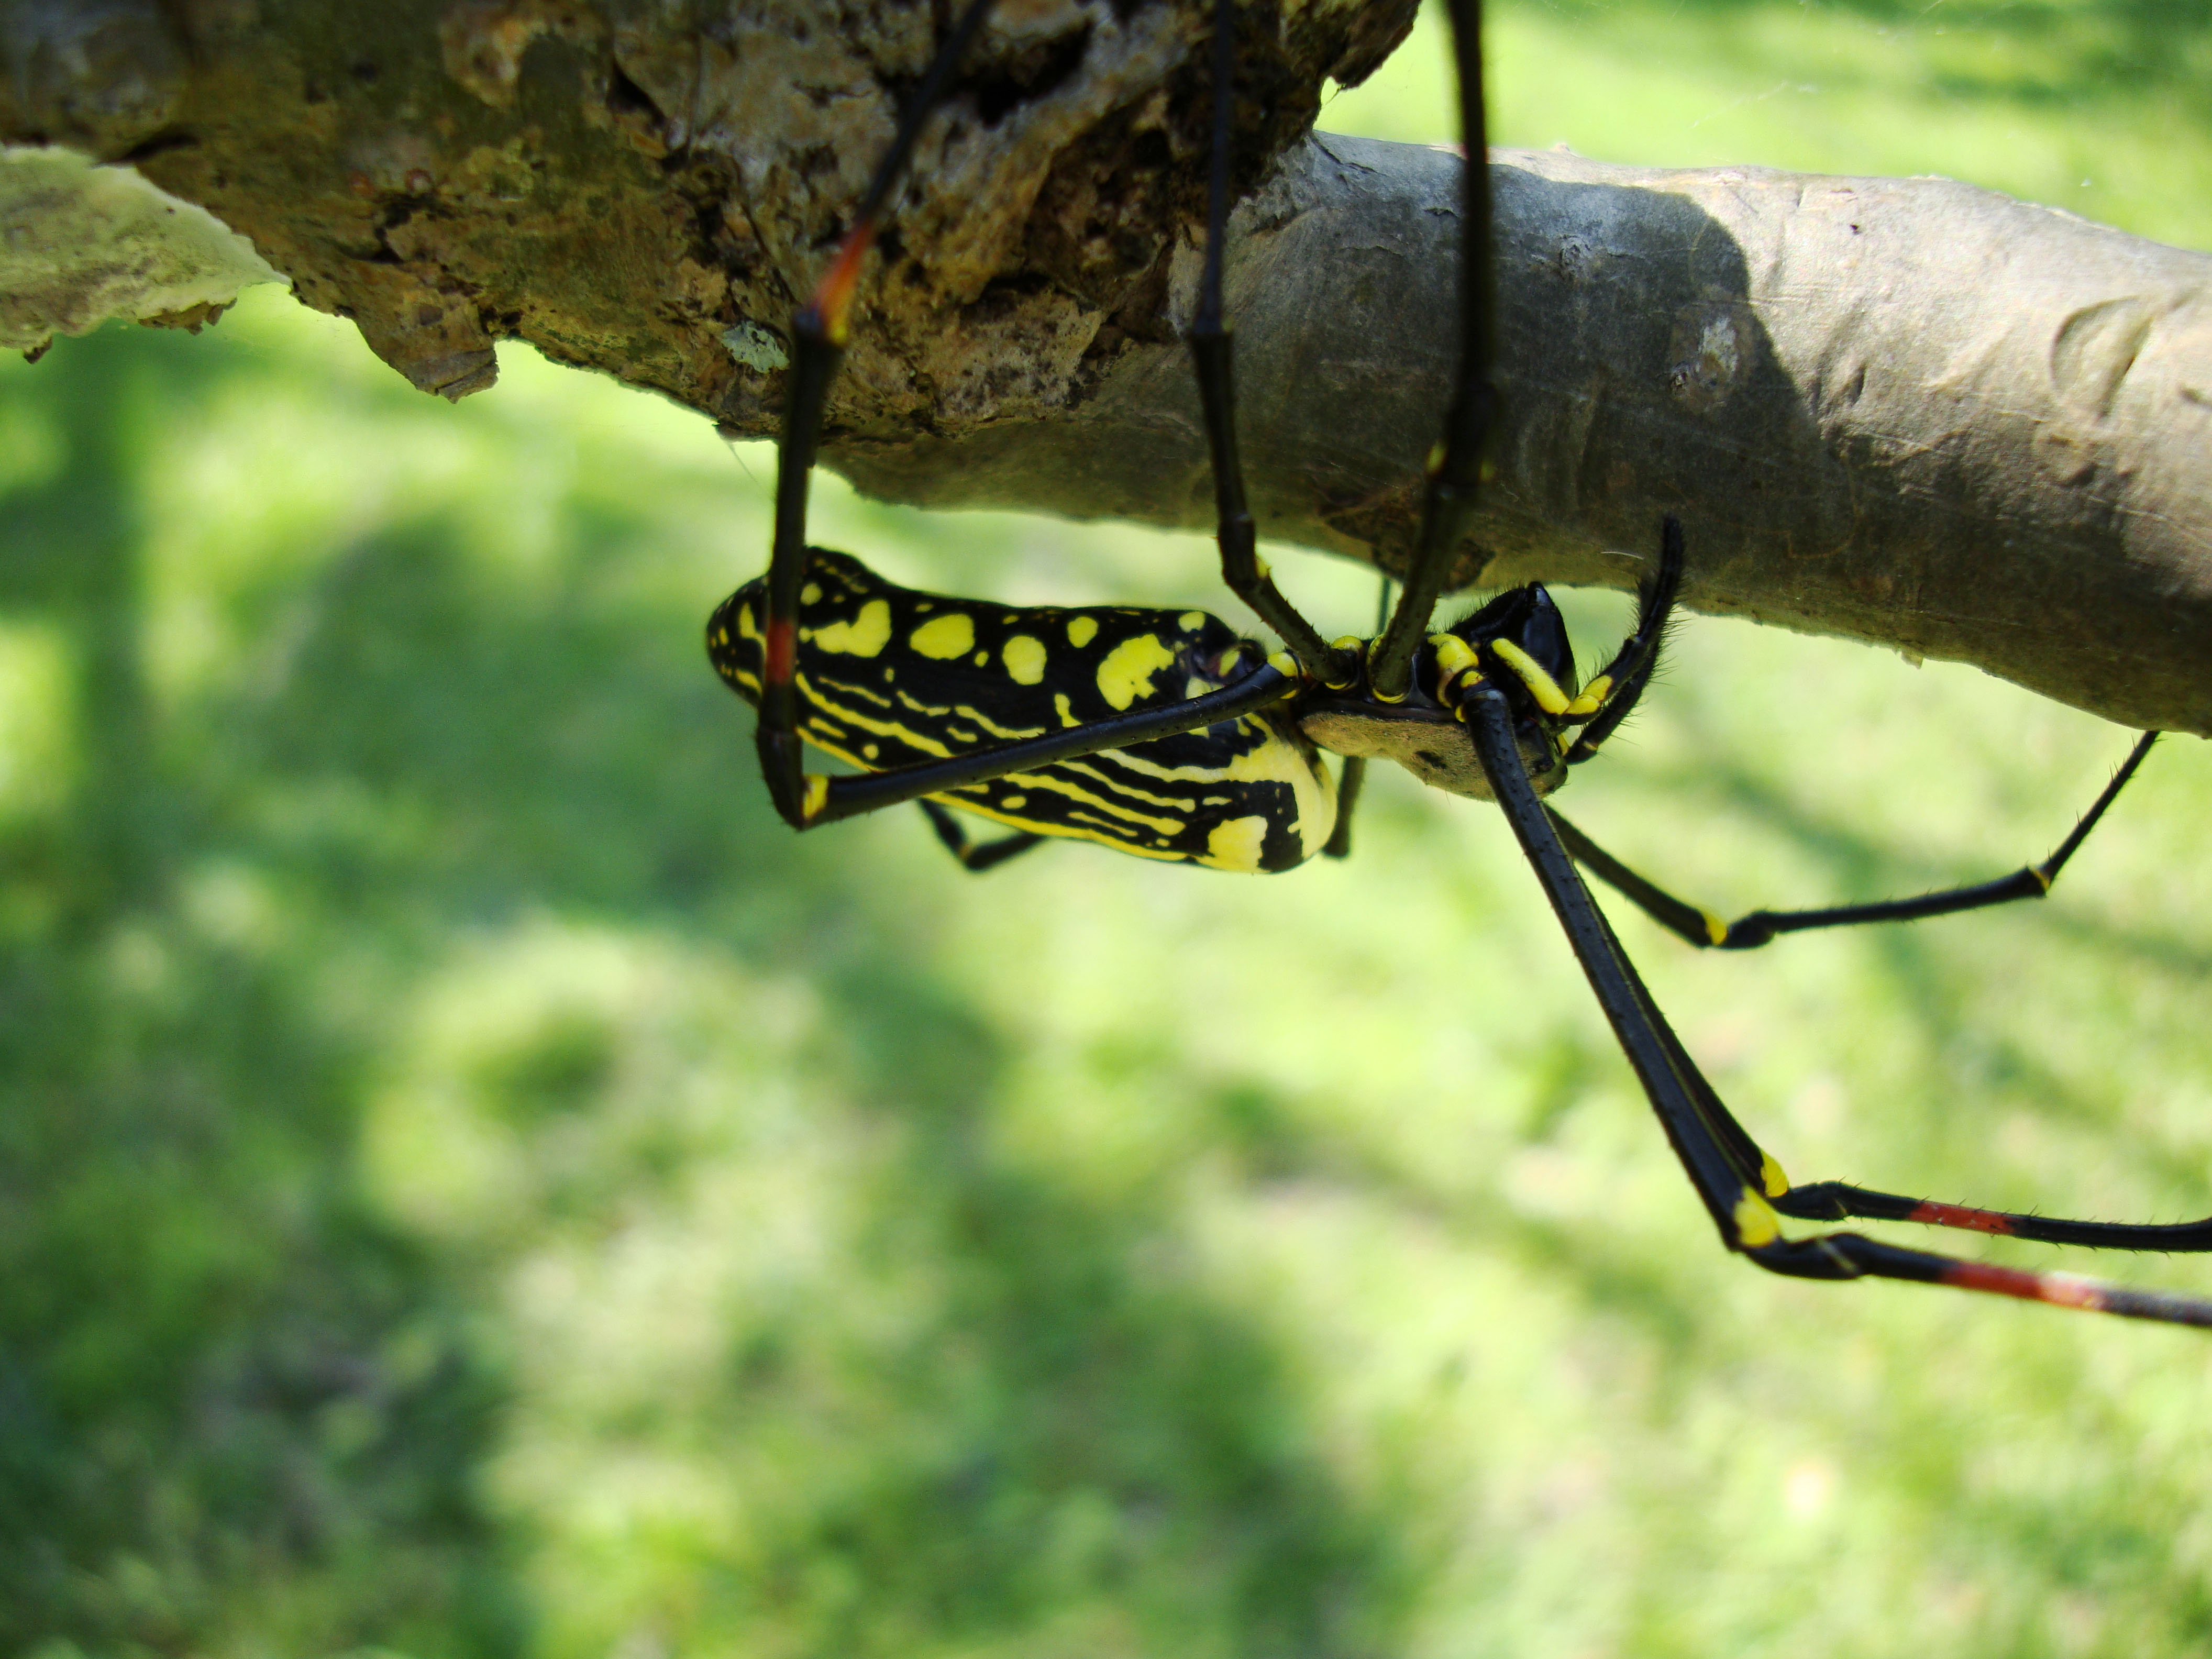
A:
[[4, 0, 2207, 732]]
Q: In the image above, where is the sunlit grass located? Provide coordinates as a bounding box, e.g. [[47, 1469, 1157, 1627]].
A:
[[1326, 0, 2212, 252]]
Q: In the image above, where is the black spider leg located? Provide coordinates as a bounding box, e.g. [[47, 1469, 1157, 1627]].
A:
[[1560, 515, 1685, 765], [756, 0, 999, 828], [919, 799, 1046, 872], [1550, 730, 2160, 950], [1561, 816, 2212, 1258], [1464, 684, 2212, 1328], [1321, 574, 1395, 859], [1577, 798, 2212, 1267], [1365, 0, 1496, 701], [1187, 0, 1357, 685]]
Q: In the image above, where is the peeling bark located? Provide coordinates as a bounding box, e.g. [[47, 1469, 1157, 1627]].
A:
[[3, 0, 2207, 732]]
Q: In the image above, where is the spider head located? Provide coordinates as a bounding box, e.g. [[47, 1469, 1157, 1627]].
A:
[[1292, 583, 1579, 803], [1438, 584, 1577, 703], [1420, 583, 1578, 790]]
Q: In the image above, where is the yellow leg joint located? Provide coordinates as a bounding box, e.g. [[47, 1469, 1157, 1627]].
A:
[[2030, 865, 2054, 892], [1760, 1153, 1791, 1198], [1367, 640, 1411, 704], [1488, 639, 1573, 716], [1268, 650, 1300, 678], [1733, 1189, 1784, 1248], [1429, 634, 1479, 683], [1704, 911, 1729, 947], [1447, 670, 1485, 719], [1564, 673, 1613, 717], [801, 773, 831, 824], [1322, 636, 1365, 690]]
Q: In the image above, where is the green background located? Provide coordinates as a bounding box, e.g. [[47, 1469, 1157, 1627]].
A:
[[6, 1, 2211, 1654]]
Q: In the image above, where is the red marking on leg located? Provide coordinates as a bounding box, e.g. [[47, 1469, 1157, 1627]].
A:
[[1908, 1200, 2017, 1235], [808, 224, 879, 346], [765, 618, 797, 686], [1942, 1260, 2106, 1311]]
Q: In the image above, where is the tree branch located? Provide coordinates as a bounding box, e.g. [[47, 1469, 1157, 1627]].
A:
[[5, 0, 2207, 732]]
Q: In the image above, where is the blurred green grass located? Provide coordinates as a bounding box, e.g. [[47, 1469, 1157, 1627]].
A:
[[5, 2, 2212, 1655]]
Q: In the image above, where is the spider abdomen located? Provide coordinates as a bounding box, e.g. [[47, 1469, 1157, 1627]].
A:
[[709, 548, 1337, 871]]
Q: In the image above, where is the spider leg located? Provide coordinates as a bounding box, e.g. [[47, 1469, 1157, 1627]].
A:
[[1549, 731, 2158, 949], [756, 0, 999, 828], [1465, 684, 2212, 1328], [1322, 576, 1394, 859], [1189, 0, 1356, 685], [1321, 759, 1367, 859], [1564, 827, 2212, 1259], [1560, 515, 1685, 765], [1366, 0, 1496, 702], [1769, 1178, 2212, 1251], [1543, 808, 1730, 948], [919, 800, 1047, 872]]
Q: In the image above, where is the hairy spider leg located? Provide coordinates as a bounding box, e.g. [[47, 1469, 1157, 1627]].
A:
[[1463, 685, 2212, 1328], [1558, 515, 1685, 764], [1547, 730, 2159, 949]]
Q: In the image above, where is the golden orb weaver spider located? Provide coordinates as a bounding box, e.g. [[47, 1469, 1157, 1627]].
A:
[[711, 0, 2205, 1327]]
